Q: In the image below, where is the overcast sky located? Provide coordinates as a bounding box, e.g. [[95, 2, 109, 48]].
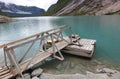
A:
[[0, 0, 58, 11]]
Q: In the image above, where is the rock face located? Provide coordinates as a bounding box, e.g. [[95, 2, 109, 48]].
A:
[[15, 67, 120, 79], [0, 15, 12, 23], [40, 68, 120, 79], [51, 0, 120, 15]]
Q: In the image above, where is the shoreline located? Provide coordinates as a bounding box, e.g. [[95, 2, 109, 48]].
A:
[[16, 67, 120, 79], [0, 15, 12, 23], [15, 57, 120, 79]]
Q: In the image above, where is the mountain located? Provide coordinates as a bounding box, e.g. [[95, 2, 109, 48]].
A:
[[0, 1, 45, 17], [45, 0, 120, 16]]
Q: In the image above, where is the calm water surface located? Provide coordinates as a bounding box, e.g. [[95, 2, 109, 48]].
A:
[[0, 16, 120, 73]]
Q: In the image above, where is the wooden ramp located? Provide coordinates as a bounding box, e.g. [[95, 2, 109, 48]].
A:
[[0, 38, 70, 79], [16, 37, 70, 73], [0, 26, 72, 79]]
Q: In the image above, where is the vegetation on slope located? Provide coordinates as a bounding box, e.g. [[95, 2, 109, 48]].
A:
[[43, 0, 72, 16]]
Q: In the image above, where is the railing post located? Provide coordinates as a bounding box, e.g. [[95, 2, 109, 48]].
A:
[[3, 46, 8, 67], [69, 27, 81, 46], [50, 34, 64, 61], [6, 48, 24, 78]]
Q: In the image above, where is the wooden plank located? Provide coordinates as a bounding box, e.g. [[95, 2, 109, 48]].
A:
[[0, 73, 13, 79], [62, 45, 94, 58], [74, 39, 96, 45], [0, 69, 10, 76], [0, 67, 8, 73]]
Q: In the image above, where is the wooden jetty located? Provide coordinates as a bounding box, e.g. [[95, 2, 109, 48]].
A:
[[0, 26, 72, 79], [0, 26, 96, 79]]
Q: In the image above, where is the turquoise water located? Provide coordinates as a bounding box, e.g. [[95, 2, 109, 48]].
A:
[[0, 16, 120, 70]]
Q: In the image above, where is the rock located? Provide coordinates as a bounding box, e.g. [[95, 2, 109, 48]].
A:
[[86, 71, 109, 79], [40, 70, 120, 79], [16, 73, 31, 79], [96, 68, 118, 74], [110, 72, 120, 79], [0, 15, 12, 23], [23, 73, 31, 79], [31, 68, 43, 77], [49, 0, 120, 15], [40, 73, 86, 79], [32, 76, 39, 79]]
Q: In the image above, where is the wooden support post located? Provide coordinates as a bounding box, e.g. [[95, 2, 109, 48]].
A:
[[6, 48, 24, 78], [3, 46, 8, 67], [50, 35, 64, 61], [18, 35, 39, 63], [69, 27, 81, 46]]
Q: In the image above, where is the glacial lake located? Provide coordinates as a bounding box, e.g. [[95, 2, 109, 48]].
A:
[[0, 16, 120, 73]]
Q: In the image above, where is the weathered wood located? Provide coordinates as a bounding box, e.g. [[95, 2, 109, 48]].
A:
[[0, 26, 97, 79], [0, 26, 71, 79], [62, 38, 96, 58], [77, 38, 96, 45], [5, 27, 67, 50], [11, 37, 70, 76], [0, 73, 13, 79], [62, 45, 94, 58]]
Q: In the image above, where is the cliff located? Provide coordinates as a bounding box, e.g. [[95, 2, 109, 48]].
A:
[[46, 0, 120, 15]]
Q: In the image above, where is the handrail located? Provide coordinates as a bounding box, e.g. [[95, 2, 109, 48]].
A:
[[0, 25, 66, 48], [5, 26, 68, 50]]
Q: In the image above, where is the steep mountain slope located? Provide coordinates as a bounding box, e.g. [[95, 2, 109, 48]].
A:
[[44, 0, 71, 16], [46, 0, 120, 15], [0, 1, 45, 17]]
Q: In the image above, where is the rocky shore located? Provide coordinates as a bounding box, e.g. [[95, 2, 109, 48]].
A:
[[16, 67, 120, 79], [0, 15, 12, 23]]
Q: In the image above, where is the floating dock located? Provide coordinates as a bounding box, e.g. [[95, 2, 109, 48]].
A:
[[0, 26, 96, 79], [62, 38, 96, 58]]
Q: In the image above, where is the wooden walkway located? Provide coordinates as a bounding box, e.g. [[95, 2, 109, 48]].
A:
[[0, 26, 72, 79], [0, 37, 70, 79]]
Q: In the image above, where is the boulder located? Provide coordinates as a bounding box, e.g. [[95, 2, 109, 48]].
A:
[[86, 71, 109, 79], [16, 73, 31, 79], [31, 68, 43, 77], [0, 15, 12, 23], [32, 76, 39, 79]]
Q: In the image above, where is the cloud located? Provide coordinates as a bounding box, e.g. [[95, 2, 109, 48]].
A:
[[0, 0, 58, 10]]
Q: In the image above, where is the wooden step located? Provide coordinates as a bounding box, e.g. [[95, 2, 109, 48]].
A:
[[0, 72, 13, 79], [0, 66, 9, 73], [0, 69, 10, 76]]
